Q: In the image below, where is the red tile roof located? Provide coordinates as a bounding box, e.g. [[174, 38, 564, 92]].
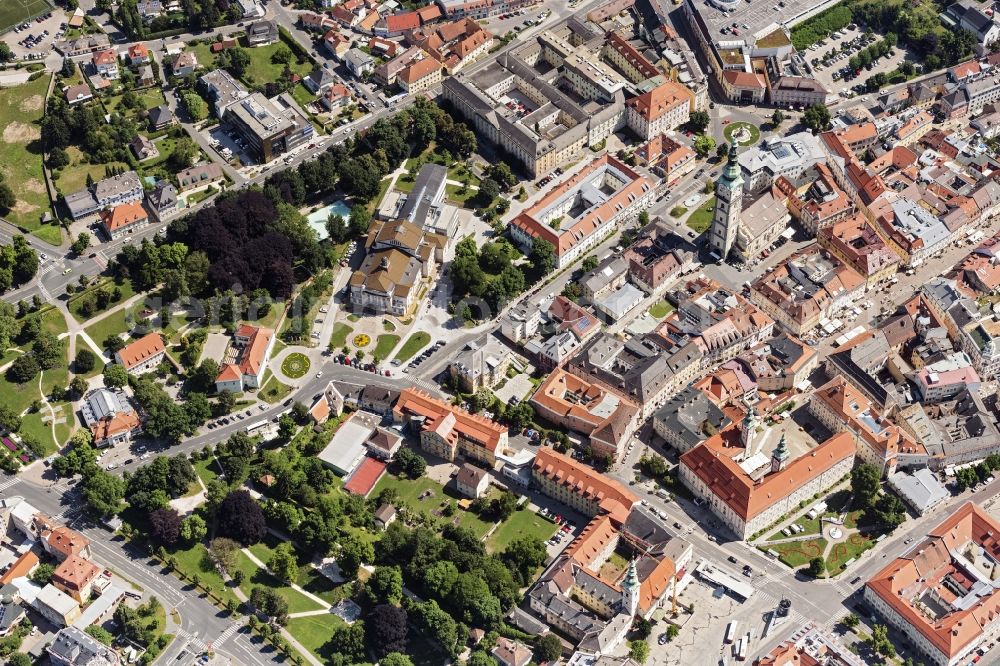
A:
[[116, 332, 165, 370], [46, 526, 91, 560], [626, 80, 689, 122], [399, 56, 439, 84], [866, 502, 1000, 660], [394, 388, 506, 451], [53, 554, 100, 592], [100, 201, 148, 232], [680, 429, 855, 522], [0, 551, 38, 584], [532, 447, 637, 522], [385, 11, 420, 32]]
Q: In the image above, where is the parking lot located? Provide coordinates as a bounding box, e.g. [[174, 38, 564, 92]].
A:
[[807, 27, 910, 100], [4, 9, 63, 61], [207, 124, 255, 167]]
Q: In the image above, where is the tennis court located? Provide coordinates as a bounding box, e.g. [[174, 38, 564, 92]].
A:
[[0, 0, 53, 33]]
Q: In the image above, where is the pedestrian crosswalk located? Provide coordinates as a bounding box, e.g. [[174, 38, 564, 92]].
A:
[[216, 621, 244, 645], [177, 629, 208, 652], [0, 476, 21, 493]]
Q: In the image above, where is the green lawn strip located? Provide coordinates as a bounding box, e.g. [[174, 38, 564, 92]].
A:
[[328, 323, 353, 349], [32, 225, 64, 246], [374, 473, 493, 538], [167, 543, 240, 608], [393, 331, 430, 362], [84, 310, 134, 348], [760, 537, 828, 569], [280, 352, 311, 379], [286, 614, 346, 663], [844, 510, 863, 529], [686, 197, 715, 234], [67, 278, 136, 324], [233, 550, 323, 614], [258, 370, 294, 404], [648, 301, 675, 319], [0, 74, 54, 233], [487, 509, 558, 553], [372, 334, 400, 362]]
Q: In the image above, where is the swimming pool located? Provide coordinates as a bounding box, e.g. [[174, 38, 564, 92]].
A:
[[306, 200, 352, 240]]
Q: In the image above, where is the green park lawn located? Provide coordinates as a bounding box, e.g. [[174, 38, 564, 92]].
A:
[[487, 509, 558, 553], [193, 457, 221, 486], [19, 410, 67, 457], [105, 88, 167, 116], [762, 537, 828, 569], [286, 614, 346, 663], [167, 544, 240, 608], [328, 323, 353, 348], [84, 310, 134, 349], [0, 74, 58, 241], [67, 278, 136, 324], [826, 533, 874, 573], [372, 334, 400, 362], [687, 197, 715, 234], [393, 332, 430, 362], [232, 551, 323, 615], [258, 370, 293, 404], [648, 301, 675, 319]]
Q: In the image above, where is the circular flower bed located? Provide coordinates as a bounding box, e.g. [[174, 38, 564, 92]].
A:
[[724, 121, 761, 147], [280, 352, 311, 379], [353, 333, 371, 347]]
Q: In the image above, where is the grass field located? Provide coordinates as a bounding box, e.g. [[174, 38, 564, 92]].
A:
[[67, 278, 136, 324], [168, 544, 240, 607], [687, 197, 715, 234], [258, 370, 293, 404], [372, 473, 493, 537], [372, 334, 400, 362], [328, 323, 353, 349], [105, 88, 166, 116], [233, 551, 323, 615], [84, 310, 134, 349], [286, 614, 345, 663], [193, 457, 221, 486], [19, 410, 66, 456], [55, 146, 130, 195], [240, 40, 313, 87], [763, 537, 828, 569], [648, 301, 675, 319], [0, 74, 56, 241], [487, 509, 557, 553], [393, 331, 430, 362], [0, 0, 52, 32]]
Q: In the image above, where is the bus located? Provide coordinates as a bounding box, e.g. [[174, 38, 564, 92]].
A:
[[724, 621, 739, 644], [245, 420, 268, 435]]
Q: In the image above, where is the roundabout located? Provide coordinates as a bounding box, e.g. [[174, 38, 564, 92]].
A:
[[353, 333, 371, 347], [724, 121, 761, 147], [280, 352, 311, 379]]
